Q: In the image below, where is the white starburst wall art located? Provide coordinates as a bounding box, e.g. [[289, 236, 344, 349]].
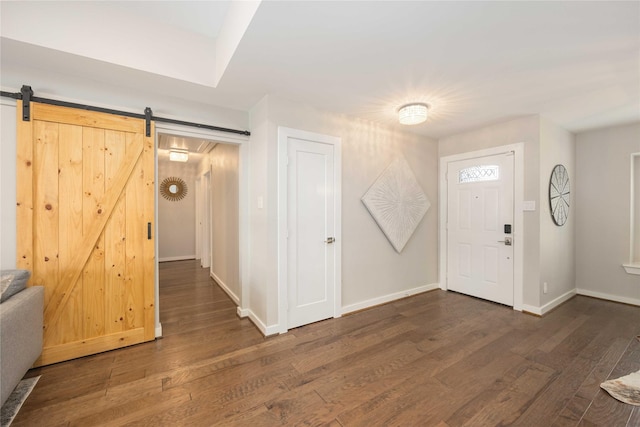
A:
[[361, 157, 431, 253]]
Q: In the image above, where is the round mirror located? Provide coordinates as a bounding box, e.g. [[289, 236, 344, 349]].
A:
[[160, 177, 188, 201]]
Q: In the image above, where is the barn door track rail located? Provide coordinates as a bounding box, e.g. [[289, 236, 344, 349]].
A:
[[1, 85, 251, 137]]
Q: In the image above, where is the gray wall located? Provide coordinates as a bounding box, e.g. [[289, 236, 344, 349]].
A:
[[249, 95, 439, 329], [539, 118, 576, 306], [439, 115, 579, 310], [2, 68, 636, 334], [158, 160, 197, 261], [209, 144, 240, 301], [576, 123, 640, 304], [439, 115, 542, 307]]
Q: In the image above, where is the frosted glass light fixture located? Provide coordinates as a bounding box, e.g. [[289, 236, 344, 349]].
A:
[[169, 150, 189, 162], [398, 103, 429, 125]]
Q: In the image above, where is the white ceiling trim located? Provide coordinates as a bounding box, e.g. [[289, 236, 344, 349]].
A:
[[214, 1, 262, 86], [1, 1, 221, 87]]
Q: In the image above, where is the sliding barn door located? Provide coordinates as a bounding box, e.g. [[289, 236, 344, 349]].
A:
[[16, 101, 156, 366]]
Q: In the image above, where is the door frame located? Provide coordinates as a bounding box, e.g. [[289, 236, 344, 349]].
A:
[[439, 143, 524, 311], [199, 169, 212, 269], [195, 176, 202, 261], [153, 122, 249, 338], [277, 126, 342, 334]]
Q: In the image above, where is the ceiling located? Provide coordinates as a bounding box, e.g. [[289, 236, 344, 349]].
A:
[[1, 1, 638, 140], [157, 133, 217, 163]]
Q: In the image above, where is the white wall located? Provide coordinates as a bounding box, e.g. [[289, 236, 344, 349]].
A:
[[635, 155, 640, 263], [248, 95, 439, 330], [439, 115, 542, 307], [247, 96, 270, 324], [158, 160, 197, 261], [539, 118, 576, 306], [576, 123, 640, 304], [209, 144, 240, 301], [0, 101, 17, 269]]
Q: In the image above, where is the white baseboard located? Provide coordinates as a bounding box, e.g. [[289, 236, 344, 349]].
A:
[[522, 289, 576, 316], [622, 264, 640, 275], [341, 283, 440, 315], [210, 271, 240, 305], [520, 305, 541, 316], [155, 323, 163, 338], [216, 272, 280, 334], [577, 288, 640, 307], [242, 308, 280, 337], [158, 255, 196, 262]]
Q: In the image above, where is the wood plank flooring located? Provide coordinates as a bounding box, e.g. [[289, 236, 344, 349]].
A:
[[13, 260, 640, 426]]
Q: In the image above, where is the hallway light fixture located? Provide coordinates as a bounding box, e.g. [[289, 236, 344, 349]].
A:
[[398, 103, 429, 125], [169, 149, 189, 162]]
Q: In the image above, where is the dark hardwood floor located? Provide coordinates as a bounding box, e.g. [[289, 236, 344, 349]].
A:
[[13, 260, 640, 426]]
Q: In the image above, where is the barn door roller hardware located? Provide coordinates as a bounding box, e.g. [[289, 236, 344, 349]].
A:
[[145, 107, 152, 137], [0, 85, 251, 137], [21, 85, 33, 122]]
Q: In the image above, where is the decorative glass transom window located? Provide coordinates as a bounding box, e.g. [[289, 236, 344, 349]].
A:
[[459, 165, 500, 183]]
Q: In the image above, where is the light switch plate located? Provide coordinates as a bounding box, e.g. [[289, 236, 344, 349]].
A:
[[523, 201, 536, 211]]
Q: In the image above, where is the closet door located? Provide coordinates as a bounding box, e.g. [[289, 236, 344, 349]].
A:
[[17, 101, 155, 366]]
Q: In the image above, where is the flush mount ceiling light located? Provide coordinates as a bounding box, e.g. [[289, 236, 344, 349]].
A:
[[169, 149, 189, 162], [398, 103, 430, 125]]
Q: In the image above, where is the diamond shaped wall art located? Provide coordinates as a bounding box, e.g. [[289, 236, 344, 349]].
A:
[[361, 157, 430, 253]]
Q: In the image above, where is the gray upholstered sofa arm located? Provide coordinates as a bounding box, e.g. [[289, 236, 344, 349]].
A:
[[0, 285, 44, 406]]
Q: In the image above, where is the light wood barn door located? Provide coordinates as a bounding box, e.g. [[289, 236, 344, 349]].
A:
[[16, 101, 155, 366]]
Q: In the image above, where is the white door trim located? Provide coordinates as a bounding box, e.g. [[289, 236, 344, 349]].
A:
[[154, 122, 249, 337], [277, 126, 342, 334], [201, 170, 212, 269], [195, 176, 202, 261], [439, 143, 524, 311]]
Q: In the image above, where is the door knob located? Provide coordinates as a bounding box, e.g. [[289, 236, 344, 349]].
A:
[[325, 237, 335, 244], [498, 237, 512, 246]]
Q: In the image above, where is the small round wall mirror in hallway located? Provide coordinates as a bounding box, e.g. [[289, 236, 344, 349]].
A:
[[160, 177, 188, 201]]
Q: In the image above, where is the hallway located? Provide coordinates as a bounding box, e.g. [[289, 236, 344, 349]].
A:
[[158, 260, 251, 338]]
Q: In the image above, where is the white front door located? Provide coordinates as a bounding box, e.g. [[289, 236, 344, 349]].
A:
[[287, 137, 336, 329], [447, 153, 514, 306]]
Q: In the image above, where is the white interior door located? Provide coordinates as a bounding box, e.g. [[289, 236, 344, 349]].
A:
[[287, 138, 336, 329], [447, 153, 514, 306]]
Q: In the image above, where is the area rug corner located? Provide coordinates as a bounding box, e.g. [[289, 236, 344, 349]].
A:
[[600, 370, 640, 406], [0, 376, 40, 427]]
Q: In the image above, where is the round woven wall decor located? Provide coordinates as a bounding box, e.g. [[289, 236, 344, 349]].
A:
[[160, 177, 188, 201]]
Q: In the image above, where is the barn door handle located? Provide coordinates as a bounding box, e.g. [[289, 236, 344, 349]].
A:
[[147, 222, 152, 240], [325, 237, 335, 244]]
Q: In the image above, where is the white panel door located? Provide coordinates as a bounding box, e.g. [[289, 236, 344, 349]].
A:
[[287, 138, 335, 329], [447, 153, 514, 306]]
